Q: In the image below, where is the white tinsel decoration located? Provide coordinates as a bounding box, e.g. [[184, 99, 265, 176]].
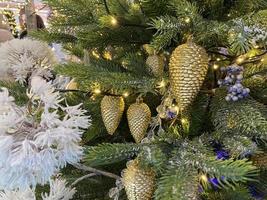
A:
[[0, 39, 57, 83], [0, 188, 36, 200], [0, 76, 91, 190], [42, 178, 76, 200], [0, 178, 76, 200]]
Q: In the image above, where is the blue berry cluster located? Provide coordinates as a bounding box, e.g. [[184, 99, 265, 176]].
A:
[[218, 65, 250, 101]]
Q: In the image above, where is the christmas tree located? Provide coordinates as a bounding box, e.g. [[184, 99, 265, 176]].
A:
[[0, 0, 266, 199]]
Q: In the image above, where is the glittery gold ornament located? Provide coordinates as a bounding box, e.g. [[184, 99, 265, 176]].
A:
[[122, 159, 156, 200], [101, 96, 125, 135], [169, 41, 209, 111], [146, 54, 165, 77], [251, 152, 267, 168], [127, 101, 151, 143]]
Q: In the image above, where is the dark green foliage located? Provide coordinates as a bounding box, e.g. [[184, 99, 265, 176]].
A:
[[211, 88, 267, 139], [78, 27, 152, 49], [201, 186, 253, 200], [187, 94, 211, 137], [55, 62, 157, 94], [139, 0, 172, 17], [30, 30, 77, 44]]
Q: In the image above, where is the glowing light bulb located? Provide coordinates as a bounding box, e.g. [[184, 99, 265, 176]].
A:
[[93, 88, 101, 94], [229, 33, 235, 38], [200, 174, 208, 183], [158, 80, 166, 88], [184, 17, 191, 23], [216, 58, 221, 61], [213, 64, 219, 70], [181, 118, 187, 124], [111, 16, 118, 26], [92, 50, 100, 59], [123, 92, 129, 97], [236, 57, 244, 64], [103, 51, 112, 60]]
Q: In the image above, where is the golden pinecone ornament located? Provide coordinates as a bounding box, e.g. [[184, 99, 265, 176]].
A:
[[169, 41, 209, 111], [122, 159, 156, 200], [101, 96, 125, 135], [251, 152, 267, 168], [127, 101, 151, 143], [146, 54, 165, 77]]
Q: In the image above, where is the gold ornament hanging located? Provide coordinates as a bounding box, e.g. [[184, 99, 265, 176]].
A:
[[122, 159, 156, 200], [127, 100, 151, 143], [169, 41, 209, 111], [101, 96, 125, 135], [146, 54, 165, 77]]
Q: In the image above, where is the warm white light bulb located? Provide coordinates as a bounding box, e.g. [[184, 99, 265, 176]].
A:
[[93, 89, 101, 94]]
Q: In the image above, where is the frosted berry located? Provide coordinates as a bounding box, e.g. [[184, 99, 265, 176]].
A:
[[218, 64, 250, 102]]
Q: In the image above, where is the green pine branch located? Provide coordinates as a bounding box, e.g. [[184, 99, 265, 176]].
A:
[[201, 186, 253, 200], [202, 159, 258, 188], [155, 168, 199, 200], [55, 62, 157, 94], [211, 88, 267, 140], [84, 143, 141, 166], [222, 136, 258, 158]]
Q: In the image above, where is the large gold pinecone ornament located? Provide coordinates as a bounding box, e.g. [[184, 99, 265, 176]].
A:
[[122, 159, 156, 200], [101, 96, 125, 135], [146, 54, 165, 77], [251, 152, 267, 168], [169, 41, 209, 111], [127, 101, 151, 143]]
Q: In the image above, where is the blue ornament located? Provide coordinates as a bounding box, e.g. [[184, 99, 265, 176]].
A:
[[216, 149, 229, 160], [208, 177, 220, 187]]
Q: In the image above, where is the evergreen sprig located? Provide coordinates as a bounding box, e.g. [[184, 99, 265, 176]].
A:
[[84, 143, 141, 166], [155, 168, 199, 200], [211, 88, 267, 140]]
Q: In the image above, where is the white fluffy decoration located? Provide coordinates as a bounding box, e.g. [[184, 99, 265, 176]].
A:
[[0, 39, 57, 83], [0, 178, 76, 200], [0, 76, 90, 190]]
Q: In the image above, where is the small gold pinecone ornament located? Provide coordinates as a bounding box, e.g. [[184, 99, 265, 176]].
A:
[[122, 159, 156, 200], [146, 54, 165, 77], [127, 100, 151, 143], [251, 152, 267, 168], [101, 96, 125, 135], [169, 41, 209, 111]]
